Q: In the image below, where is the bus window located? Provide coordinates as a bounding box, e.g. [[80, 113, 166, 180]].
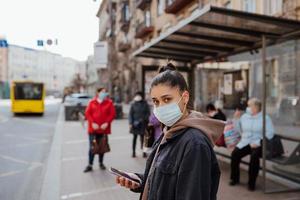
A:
[[14, 83, 43, 100]]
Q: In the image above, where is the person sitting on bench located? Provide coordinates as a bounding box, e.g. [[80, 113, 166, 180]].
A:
[[230, 98, 274, 191]]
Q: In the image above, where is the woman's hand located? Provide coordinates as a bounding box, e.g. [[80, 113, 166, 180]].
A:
[[250, 143, 259, 148], [100, 122, 108, 130], [92, 123, 99, 130], [116, 176, 140, 190], [233, 110, 242, 119]]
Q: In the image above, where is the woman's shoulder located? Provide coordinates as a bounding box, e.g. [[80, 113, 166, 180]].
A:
[[181, 128, 212, 148]]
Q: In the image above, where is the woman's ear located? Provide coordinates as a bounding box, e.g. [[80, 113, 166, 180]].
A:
[[182, 91, 189, 105]]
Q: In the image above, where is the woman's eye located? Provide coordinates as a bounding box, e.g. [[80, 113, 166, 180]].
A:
[[153, 100, 159, 106], [163, 98, 170, 103]]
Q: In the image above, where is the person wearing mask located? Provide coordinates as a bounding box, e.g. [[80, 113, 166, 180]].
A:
[[129, 91, 150, 158], [148, 112, 162, 141], [206, 103, 227, 121], [230, 98, 274, 191], [116, 63, 225, 200], [83, 88, 116, 172]]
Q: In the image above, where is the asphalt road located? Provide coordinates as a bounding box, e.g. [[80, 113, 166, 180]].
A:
[[0, 99, 61, 200]]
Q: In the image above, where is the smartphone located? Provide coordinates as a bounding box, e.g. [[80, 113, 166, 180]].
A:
[[109, 167, 141, 185]]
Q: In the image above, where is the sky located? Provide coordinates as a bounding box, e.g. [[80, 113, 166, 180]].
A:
[[0, 0, 101, 61]]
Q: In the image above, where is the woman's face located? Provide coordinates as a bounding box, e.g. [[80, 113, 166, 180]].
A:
[[248, 101, 259, 115], [150, 84, 189, 112]]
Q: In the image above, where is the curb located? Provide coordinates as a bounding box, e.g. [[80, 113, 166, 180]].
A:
[[40, 106, 64, 200]]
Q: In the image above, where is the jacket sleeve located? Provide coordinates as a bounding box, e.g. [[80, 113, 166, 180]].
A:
[[130, 173, 145, 193], [176, 142, 214, 200], [145, 102, 151, 121], [106, 101, 116, 124], [85, 101, 94, 123], [129, 104, 134, 125], [149, 113, 160, 126]]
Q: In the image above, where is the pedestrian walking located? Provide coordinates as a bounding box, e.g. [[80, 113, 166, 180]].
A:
[[83, 87, 116, 172], [229, 98, 274, 191], [129, 91, 150, 158], [116, 63, 225, 200]]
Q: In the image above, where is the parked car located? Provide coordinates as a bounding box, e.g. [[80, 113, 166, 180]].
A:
[[64, 93, 92, 121]]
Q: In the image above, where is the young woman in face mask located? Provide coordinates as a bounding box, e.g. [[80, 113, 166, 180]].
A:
[[84, 88, 116, 172], [129, 91, 151, 158], [229, 98, 274, 191], [116, 63, 225, 200]]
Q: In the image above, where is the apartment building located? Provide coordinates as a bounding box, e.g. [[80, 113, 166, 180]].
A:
[[97, 0, 300, 124]]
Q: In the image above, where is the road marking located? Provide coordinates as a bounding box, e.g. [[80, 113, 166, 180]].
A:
[[62, 156, 86, 162], [64, 135, 131, 145], [0, 155, 43, 178], [13, 117, 54, 127], [0, 154, 31, 165], [0, 163, 43, 178], [65, 139, 87, 144], [4, 133, 49, 142], [60, 185, 121, 199]]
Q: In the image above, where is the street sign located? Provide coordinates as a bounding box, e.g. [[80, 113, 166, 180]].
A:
[[0, 40, 8, 48], [37, 40, 44, 46]]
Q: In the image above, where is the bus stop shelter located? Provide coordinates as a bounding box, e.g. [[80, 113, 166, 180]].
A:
[[132, 4, 300, 193]]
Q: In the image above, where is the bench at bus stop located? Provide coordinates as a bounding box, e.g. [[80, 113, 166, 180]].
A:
[[214, 128, 300, 192]]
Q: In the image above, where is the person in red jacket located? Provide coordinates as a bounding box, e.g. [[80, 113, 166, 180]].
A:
[[83, 87, 116, 172]]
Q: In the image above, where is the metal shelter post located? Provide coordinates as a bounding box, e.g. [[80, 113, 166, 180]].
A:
[[262, 34, 267, 193]]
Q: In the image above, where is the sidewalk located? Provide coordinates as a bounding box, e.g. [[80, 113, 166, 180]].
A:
[[44, 108, 299, 200]]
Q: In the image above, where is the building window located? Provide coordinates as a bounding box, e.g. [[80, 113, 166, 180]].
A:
[[224, 1, 232, 9], [145, 9, 151, 27], [242, 0, 256, 13], [157, 0, 165, 16], [122, 2, 130, 22], [166, 0, 174, 6], [265, 0, 282, 15]]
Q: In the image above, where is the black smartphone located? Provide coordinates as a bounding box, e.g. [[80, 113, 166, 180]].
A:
[[109, 167, 141, 184]]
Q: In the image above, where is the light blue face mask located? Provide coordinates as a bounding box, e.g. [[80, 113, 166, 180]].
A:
[[98, 92, 108, 101], [246, 107, 252, 114], [153, 97, 183, 127]]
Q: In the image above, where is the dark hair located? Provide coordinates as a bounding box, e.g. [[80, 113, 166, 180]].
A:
[[135, 91, 144, 99], [150, 63, 193, 109], [206, 103, 216, 112], [97, 87, 105, 93], [150, 63, 188, 93]]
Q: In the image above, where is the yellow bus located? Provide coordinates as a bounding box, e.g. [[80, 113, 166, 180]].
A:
[[10, 81, 45, 115]]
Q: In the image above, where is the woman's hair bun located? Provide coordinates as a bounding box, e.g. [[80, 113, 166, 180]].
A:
[[158, 63, 177, 73]]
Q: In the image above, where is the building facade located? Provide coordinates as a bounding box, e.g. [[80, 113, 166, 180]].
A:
[[96, 0, 300, 124], [6, 44, 85, 97], [0, 38, 9, 98]]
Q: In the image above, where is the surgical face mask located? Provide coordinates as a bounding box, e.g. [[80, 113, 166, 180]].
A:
[[246, 107, 252, 114], [134, 95, 142, 101], [153, 96, 184, 127], [98, 92, 108, 101]]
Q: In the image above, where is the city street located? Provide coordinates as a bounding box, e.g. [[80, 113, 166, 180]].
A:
[[0, 99, 60, 200], [1, 100, 299, 200]]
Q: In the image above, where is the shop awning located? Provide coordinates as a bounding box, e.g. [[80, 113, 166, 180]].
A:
[[132, 4, 300, 63]]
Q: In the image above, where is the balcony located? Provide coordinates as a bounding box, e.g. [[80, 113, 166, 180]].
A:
[[120, 20, 130, 32], [118, 41, 131, 52], [135, 22, 154, 39], [136, 0, 152, 10], [165, 0, 194, 14]]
